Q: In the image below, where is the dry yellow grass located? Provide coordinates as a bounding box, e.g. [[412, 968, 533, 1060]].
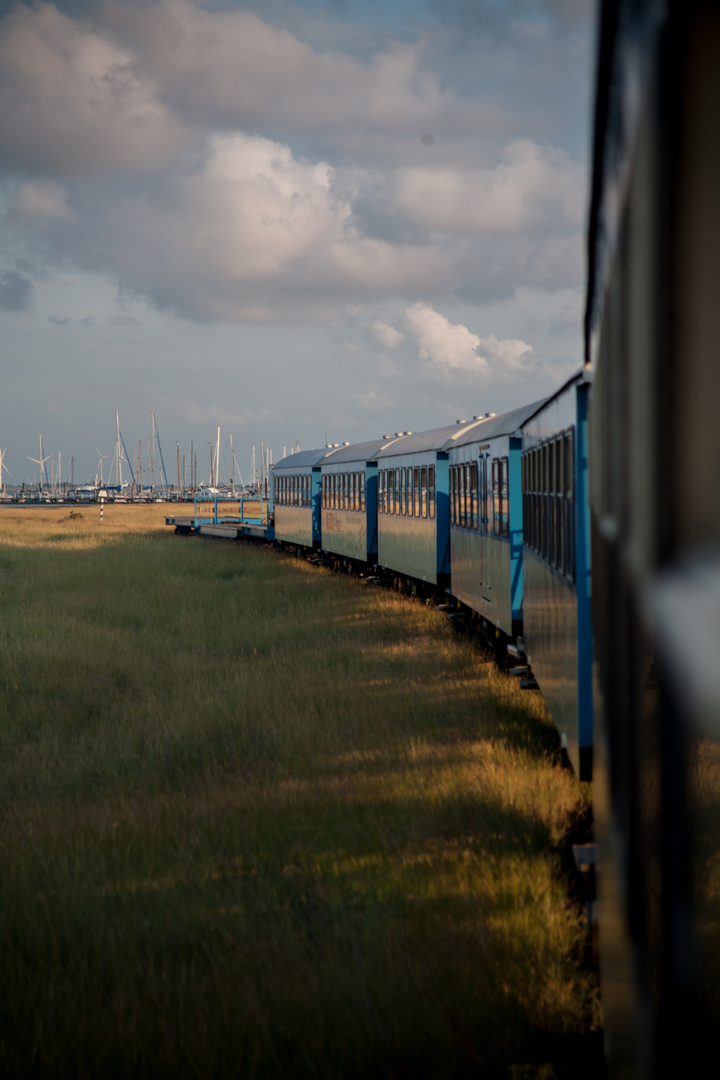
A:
[[0, 509, 601, 1078]]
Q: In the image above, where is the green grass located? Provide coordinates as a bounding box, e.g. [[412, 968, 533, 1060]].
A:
[[0, 507, 601, 1078]]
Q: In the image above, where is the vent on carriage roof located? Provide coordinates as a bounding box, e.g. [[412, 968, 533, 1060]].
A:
[[382, 434, 392, 439], [404, 431, 412, 435], [343, 442, 350, 446], [456, 419, 466, 424], [485, 412, 496, 417]]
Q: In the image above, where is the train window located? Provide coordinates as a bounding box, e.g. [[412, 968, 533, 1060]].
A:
[[400, 467, 406, 515], [565, 430, 574, 498], [345, 473, 350, 512], [408, 467, 414, 517], [360, 471, 366, 513], [501, 457, 509, 539], [492, 459, 500, 535], [384, 469, 390, 514], [471, 462, 478, 528], [450, 465, 456, 525], [428, 464, 435, 519], [393, 468, 399, 515], [480, 457, 487, 533], [421, 465, 427, 518], [378, 470, 384, 514], [387, 468, 394, 514], [412, 467, 419, 516]]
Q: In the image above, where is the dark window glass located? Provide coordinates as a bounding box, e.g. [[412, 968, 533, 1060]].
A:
[[429, 464, 435, 520], [492, 459, 500, 535], [360, 471, 366, 513], [501, 457, 509, 538], [393, 468, 399, 515], [471, 462, 478, 529], [387, 468, 394, 514], [408, 467, 414, 517], [414, 467, 420, 516], [421, 465, 427, 518]]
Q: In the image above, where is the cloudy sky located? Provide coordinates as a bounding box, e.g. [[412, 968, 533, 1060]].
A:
[[0, 0, 595, 488]]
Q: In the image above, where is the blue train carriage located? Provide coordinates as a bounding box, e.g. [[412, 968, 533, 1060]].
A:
[[320, 436, 409, 566], [519, 370, 592, 780], [447, 400, 548, 649], [273, 447, 339, 551], [375, 419, 491, 588]]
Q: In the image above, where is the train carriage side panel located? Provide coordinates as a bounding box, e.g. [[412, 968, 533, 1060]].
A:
[[376, 421, 487, 585], [520, 374, 592, 779], [448, 401, 547, 638], [274, 447, 337, 548], [320, 438, 405, 563]]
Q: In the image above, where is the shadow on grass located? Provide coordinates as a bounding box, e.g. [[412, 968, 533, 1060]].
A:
[[0, 766, 602, 1080]]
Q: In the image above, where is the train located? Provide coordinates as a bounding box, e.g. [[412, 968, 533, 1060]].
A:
[[271, 2, 720, 1073]]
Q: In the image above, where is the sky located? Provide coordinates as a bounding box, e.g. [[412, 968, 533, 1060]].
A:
[[0, 0, 596, 488]]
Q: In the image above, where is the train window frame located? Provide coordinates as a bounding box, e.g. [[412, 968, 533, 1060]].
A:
[[471, 461, 478, 529], [387, 468, 394, 514], [420, 465, 427, 518], [414, 466, 420, 516], [428, 463, 435, 520]]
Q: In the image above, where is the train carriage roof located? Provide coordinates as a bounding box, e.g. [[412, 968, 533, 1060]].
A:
[[448, 398, 549, 448], [320, 435, 408, 466], [274, 447, 340, 471], [373, 418, 486, 458]]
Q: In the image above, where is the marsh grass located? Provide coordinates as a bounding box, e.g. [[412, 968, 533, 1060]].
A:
[[0, 506, 600, 1078]]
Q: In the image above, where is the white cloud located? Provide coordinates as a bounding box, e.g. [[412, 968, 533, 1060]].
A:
[[373, 320, 404, 350], [405, 302, 533, 373], [12, 181, 70, 222], [0, 3, 190, 176], [394, 140, 585, 234], [15, 132, 449, 321], [0, 1, 589, 323], [405, 302, 486, 371]]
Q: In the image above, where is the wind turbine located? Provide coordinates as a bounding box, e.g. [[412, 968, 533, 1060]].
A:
[[95, 447, 108, 487], [0, 447, 10, 497], [28, 434, 51, 491]]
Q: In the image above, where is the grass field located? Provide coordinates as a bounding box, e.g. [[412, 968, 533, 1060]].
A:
[[0, 505, 602, 1078]]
